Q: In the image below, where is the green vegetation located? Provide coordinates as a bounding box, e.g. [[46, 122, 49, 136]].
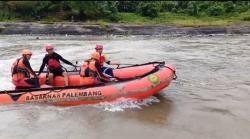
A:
[[116, 11, 250, 27], [0, 1, 249, 27]]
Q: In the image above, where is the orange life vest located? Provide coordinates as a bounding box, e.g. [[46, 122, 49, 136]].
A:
[[11, 58, 33, 81], [86, 60, 98, 77], [80, 62, 89, 77], [88, 60, 98, 73], [80, 60, 98, 77], [80, 60, 100, 77], [80, 59, 110, 82]]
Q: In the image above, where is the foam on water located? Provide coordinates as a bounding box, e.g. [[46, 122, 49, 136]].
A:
[[92, 96, 160, 112], [0, 34, 250, 139], [0, 59, 16, 90]]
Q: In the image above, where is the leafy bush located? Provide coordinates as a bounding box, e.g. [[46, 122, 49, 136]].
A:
[[176, 1, 189, 10], [198, 1, 211, 11], [6, 1, 37, 16], [161, 1, 176, 12], [77, 1, 118, 21], [186, 2, 198, 16], [0, 1, 249, 22], [207, 5, 224, 16], [64, 10, 79, 21], [117, 1, 140, 12], [234, 5, 249, 13], [47, 3, 62, 13], [137, 2, 160, 18], [172, 7, 178, 13], [243, 16, 250, 21], [34, 1, 51, 16], [106, 14, 120, 22], [62, 1, 72, 11], [223, 1, 235, 13]]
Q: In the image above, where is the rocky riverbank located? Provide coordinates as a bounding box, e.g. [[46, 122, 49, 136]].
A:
[[0, 22, 249, 35]]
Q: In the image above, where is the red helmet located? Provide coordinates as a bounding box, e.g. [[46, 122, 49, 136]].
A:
[[95, 44, 103, 50], [45, 44, 54, 51]]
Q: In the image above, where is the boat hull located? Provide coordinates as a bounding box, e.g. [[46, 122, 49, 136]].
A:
[[0, 63, 176, 106]]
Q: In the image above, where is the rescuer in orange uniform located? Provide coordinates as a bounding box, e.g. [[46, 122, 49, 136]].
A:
[[95, 44, 120, 77], [80, 52, 116, 82], [11, 49, 40, 89]]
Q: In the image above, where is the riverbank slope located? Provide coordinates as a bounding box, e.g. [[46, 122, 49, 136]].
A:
[[0, 22, 249, 36]]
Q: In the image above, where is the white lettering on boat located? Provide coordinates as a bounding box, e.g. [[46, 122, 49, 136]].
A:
[[26, 91, 102, 101]]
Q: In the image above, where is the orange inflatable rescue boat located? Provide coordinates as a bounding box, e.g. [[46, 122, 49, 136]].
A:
[[0, 62, 176, 106]]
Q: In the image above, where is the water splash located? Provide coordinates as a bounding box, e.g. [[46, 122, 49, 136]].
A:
[[92, 96, 160, 112]]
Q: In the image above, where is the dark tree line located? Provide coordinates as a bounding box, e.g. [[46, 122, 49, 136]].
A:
[[0, 1, 249, 21]]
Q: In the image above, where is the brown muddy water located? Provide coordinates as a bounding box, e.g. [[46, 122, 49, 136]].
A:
[[0, 34, 250, 139]]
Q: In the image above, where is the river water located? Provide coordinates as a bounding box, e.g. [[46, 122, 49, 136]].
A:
[[0, 34, 250, 139]]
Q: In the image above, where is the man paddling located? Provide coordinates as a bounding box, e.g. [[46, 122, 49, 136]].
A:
[[38, 44, 77, 86], [11, 49, 40, 89], [95, 44, 120, 77]]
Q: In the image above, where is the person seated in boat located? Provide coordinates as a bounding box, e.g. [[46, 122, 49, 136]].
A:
[[11, 49, 40, 89], [80, 52, 115, 82], [95, 44, 120, 78], [38, 44, 77, 86]]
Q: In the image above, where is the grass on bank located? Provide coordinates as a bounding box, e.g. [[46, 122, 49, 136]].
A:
[[116, 11, 250, 27], [0, 11, 249, 27]]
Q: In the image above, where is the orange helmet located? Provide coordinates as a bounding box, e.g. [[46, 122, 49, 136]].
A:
[[91, 52, 100, 60], [22, 49, 32, 55]]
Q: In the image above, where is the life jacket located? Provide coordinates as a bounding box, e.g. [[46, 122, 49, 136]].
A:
[[79, 62, 89, 77], [11, 58, 32, 81], [99, 55, 106, 67], [88, 60, 98, 77], [48, 58, 62, 71], [80, 60, 98, 77], [80, 59, 110, 82]]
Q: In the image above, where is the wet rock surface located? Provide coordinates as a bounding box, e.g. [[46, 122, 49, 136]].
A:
[[0, 22, 249, 35]]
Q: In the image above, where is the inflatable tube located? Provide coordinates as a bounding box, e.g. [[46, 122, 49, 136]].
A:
[[0, 62, 176, 106], [38, 64, 158, 87]]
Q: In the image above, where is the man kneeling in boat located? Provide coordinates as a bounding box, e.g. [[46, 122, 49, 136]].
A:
[[80, 52, 116, 83], [38, 44, 77, 86], [11, 49, 40, 89], [95, 44, 120, 78]]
